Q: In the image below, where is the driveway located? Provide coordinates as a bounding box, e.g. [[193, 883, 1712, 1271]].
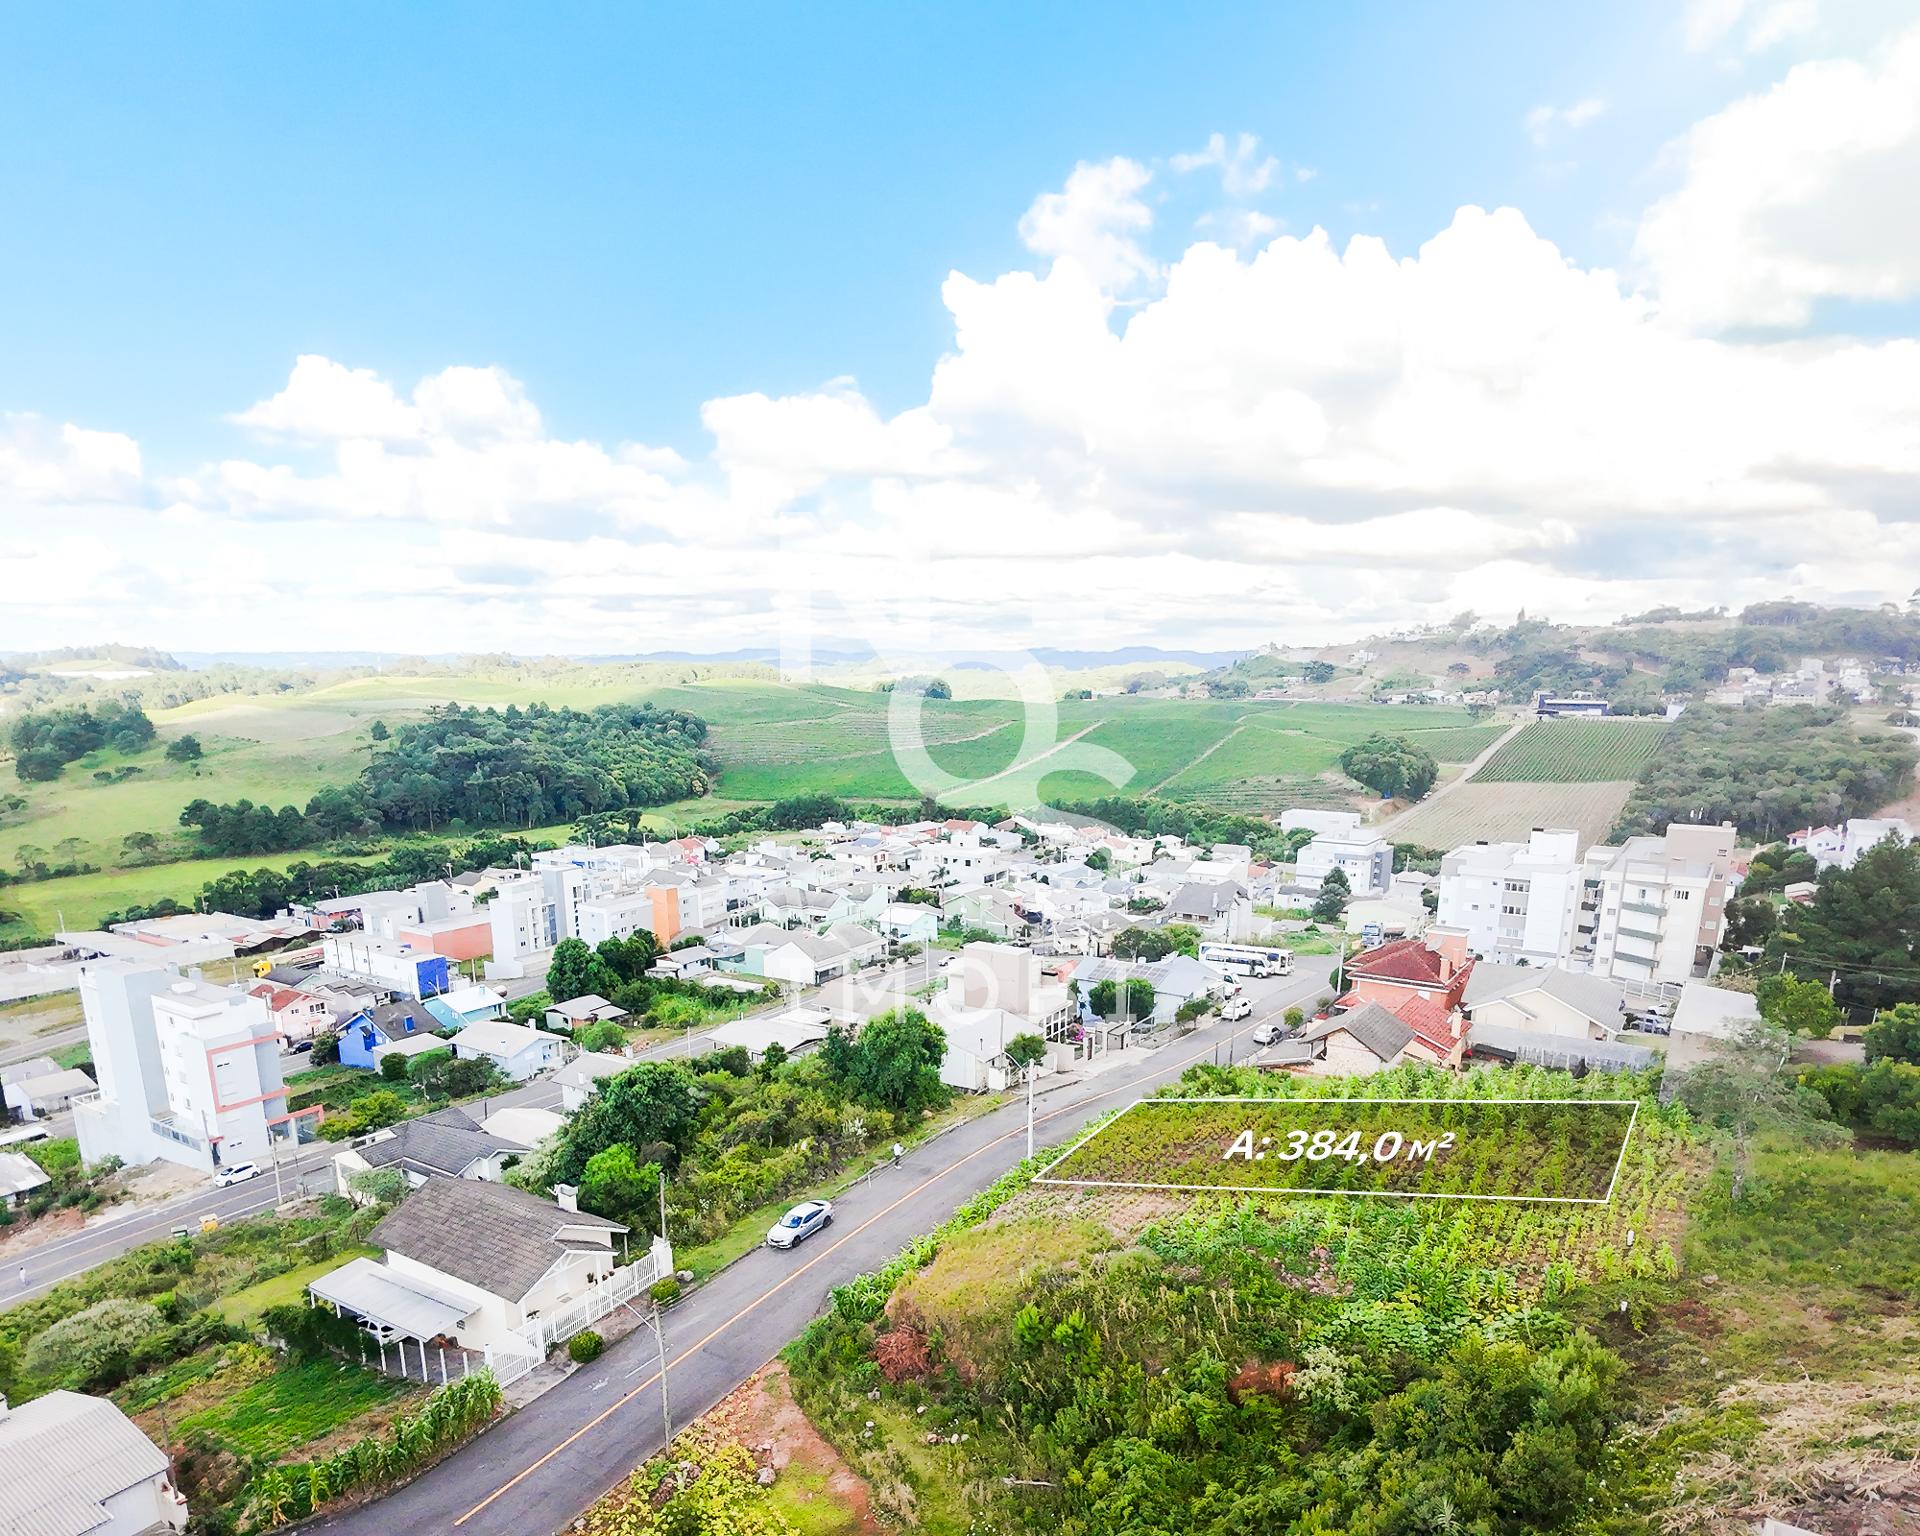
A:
[[312, 955, 1335, 1536]]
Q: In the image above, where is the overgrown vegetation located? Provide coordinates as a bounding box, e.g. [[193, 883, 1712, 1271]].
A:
[[513, 1008, 951, 1246], [788, 1065, 1693, 1536], [1613, 704, 1915, 841]]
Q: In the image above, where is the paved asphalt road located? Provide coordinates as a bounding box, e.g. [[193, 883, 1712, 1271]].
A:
[[1, 1072, 573, 1304], [312, 955, 1337, 1536], [0, 950, 948, 1301]]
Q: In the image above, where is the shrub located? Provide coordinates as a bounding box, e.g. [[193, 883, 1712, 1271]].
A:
[[23, 1297, 165, 1388], [649, 1277, 683, 1307], [379, 1052, 410, 1082], [568, 1330, 604, 1363]]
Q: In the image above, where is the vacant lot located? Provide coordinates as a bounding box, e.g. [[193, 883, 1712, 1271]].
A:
[[1470, 718, 1670, 783]]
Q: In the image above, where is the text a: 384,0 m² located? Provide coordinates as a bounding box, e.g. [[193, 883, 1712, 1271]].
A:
[[1223, 1127, 1457, 1166]]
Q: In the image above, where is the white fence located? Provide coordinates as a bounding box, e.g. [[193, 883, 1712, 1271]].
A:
[[483, 1235, 674, 1386]]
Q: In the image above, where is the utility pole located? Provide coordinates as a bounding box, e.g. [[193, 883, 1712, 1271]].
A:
[[268, 1127, 284, 1206], [1025, 1063, 1035, 1160], [648, 1306, 672, 1443]]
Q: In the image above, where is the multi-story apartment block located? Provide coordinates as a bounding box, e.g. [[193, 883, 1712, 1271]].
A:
[[1435, 828, 1583, 967], [1578, 823, 1737, 985], [73, 962, 314, 1175]]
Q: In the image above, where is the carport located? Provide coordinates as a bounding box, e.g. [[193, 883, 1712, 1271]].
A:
[[308, 1256, 473, 1341]]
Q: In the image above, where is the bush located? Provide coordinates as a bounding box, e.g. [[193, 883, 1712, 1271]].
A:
[[568, 1330, 604, 1363], [22, 1297, 165, 1388], [649, 1277, 683, 1307], [379, 1052, 410, 1082]]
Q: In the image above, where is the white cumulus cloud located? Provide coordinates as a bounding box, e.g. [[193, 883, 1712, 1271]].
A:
[[1016, 156, 1158, 294], [1637, 23, 1920, 328]]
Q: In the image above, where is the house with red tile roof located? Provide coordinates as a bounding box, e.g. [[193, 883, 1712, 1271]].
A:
[[245, 981, 331, 1042], [1329, 926, 1476, 1068]]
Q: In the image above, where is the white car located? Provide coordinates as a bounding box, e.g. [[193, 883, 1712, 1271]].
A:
[[1251, 1021, 1284, 1046], [1221, 980, 1244, 997], [766, 1199, 833, 1249], [1221, 996, 1253, 1022], [214, 1162, 261, 1188]]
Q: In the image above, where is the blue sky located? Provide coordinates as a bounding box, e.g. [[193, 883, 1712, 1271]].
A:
[[0, 0, 1757, 456], [2, 1, 1917, 656]]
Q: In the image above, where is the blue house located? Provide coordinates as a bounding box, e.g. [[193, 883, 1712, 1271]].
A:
[[419, 984, 508, 1034], [337, 1001, 437, 1070]]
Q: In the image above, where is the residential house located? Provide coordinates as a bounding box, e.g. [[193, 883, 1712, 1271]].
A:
[[706, 1009, 833, 1060], [543, 994, 628, 1032], [448, 1019, 569, 1083], [0, 1389, 190, 1536], [553, 1050, 633, 1112], [420, 984, 507, 1033], [928, 997, 1056, 1092], [1788, 816, 1912, 872], [1260, 1002, 1451, 1075], [648, 945, 720, 981], [1662, 980, 1763, 1070], [480, 1105, 565, 1146], [2, 1057, 96, 1121], [313, 1177, 629, 1355], [335, 1000, 442, 1071], [1341, 929, 1476, 1016], [876, 902, 940, 945], [1071, 954, 1224, 1027], [332, 1105, 527, 1201], [243, 981, 332, 1042], [1163, 880, 1255, 939], [1461, 966, 1626, 1041], [0, 1150, 50, 1208], [824, 921, 886, 970]]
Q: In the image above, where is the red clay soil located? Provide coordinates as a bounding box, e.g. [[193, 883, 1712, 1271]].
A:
[[707, 1362, 884, 1535]]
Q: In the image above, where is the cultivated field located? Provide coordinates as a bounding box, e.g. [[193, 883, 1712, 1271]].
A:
[[1382, 778, 1638, 849], [1470, 717, 1670, 783]]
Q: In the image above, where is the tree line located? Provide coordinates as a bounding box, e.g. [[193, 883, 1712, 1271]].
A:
[[170, 701, 716, 856]]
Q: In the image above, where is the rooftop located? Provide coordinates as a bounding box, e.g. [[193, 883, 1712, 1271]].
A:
[[0, 1390, 174, 1536], [369, 1176, 626, 1300]]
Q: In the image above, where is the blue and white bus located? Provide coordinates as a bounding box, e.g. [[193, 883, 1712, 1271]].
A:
[[1198, 941, 1294, 978]]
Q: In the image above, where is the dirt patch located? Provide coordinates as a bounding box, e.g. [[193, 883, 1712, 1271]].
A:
[[0, 1203, 85, 1259], [1666, 1371, 1920, 1535], [705, 1362, 884, 1535]]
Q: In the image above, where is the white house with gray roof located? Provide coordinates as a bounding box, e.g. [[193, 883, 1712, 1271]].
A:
[[0, 1389, 188, 1536], [1461, 965, 1626, 1041], [316, 1176, 633, 1355]]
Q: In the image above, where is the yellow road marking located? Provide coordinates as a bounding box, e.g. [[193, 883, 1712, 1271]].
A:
[[452, 987, 1304, 1527]]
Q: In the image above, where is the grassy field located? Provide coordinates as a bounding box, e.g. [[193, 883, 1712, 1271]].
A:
[[1470, 717, 1671, 783], [211, 1247, 383, 1325], [177, 1355, 411, 1456]]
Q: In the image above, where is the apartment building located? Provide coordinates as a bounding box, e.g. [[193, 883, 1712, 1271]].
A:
[[1295, 827, 1392, 896], [1435, 828, 1583, 966], [1578, 823, 1737, 985], [73, 962, 314, 1175]]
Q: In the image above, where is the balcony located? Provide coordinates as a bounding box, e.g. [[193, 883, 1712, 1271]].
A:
[[1621, 900, 1665, 918], [1615, 926, 1662, 945]]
